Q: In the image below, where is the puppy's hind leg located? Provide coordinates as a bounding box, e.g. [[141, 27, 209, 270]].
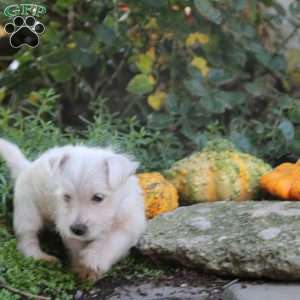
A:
[[14, 192, 58, 263]]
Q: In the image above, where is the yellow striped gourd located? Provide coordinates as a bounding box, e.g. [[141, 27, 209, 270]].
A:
[[164, 139, 271, 203]]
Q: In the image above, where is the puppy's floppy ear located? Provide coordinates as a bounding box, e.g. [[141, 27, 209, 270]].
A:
[[49, 153, 69, 173], [105, 155, 139, 189]]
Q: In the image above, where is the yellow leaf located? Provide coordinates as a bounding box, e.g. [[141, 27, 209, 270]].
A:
[[148, 91, 167, 111], [0, 87, 6, 102], [164, 32, 174, 40], [145, 17, 159, 30], [149, 32, 159, 42], [67, 42, 77, 49], [136, 49, 156, 74], [148, 75, 156, 85], [146, 47, 156, 61], [287, 48, 300, 86], [28, 92, 40, 104], [186, 32, 209, 47], [136, 54, 153, 74], [171, 5, 180, 11], [287, 48, 300, 73], [191, 57, 209, 77]]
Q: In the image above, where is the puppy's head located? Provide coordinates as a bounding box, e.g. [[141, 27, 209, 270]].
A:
[[49, 147, 139, 241]]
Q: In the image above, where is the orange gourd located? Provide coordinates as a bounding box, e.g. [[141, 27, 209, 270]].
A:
[[260, 161, 300, 200], [138, 172, 179, 219]]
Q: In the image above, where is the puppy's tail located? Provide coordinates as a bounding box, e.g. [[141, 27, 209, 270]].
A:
[[0, 139, 30, 179]]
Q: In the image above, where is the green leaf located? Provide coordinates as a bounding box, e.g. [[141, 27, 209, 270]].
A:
[[234, 0, 247, 11], [227, 46, 247, 67], [194, 0, 223, 24], [147, 113, 174, 129], [278, 119, 295, 142], [49, 64, 73, 82], [42, 49, 69, 65], [55, 0, 77, 10], [289, 106, 300, 124], [209, 69, 237, 85], [136, 54, 153, 74], [140, 0, 168, 8], [127, 74, 155, 95], [73, 32, 91, 49], [70, 49, 97, 67], [201, 90, 229, 113], [165, 93, 179, 114], [184, 79, 206, 96], [245, 81, 267, 97], [288, 140, 300, 156], [95, 24, 117, 45], [269, 55, 286, 72], [201, 90, 246, 113], [230, 131, 252, 153]]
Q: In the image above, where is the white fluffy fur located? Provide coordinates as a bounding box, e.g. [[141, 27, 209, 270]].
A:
[[0, 139, 146, 281]]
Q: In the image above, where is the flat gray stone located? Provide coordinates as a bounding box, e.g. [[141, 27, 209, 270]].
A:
[[138, 201, 300, 280], [223, 283, 300, 300], [104, 283, 209, 300]]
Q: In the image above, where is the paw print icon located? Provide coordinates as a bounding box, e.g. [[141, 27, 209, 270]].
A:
[[4, 16, 45, 48]]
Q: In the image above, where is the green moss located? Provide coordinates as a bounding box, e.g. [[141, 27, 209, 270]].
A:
[[108, 255, 165, 280], [0, 221, 84, 300]]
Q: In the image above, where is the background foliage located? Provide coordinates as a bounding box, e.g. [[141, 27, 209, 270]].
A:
[[0, 0, 300, 165], [0, 1, 300, 198]]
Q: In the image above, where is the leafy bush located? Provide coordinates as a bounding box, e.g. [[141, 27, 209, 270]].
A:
[[1, 0, 300, 164]]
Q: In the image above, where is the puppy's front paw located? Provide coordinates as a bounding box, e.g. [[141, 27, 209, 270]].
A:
[[41, 255, 59, 264], [36, 253, 60, 264], [73, 263, 104, 282], [78, 268, 102, 282]]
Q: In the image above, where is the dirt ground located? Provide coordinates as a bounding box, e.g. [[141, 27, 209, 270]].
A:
[[78, 260, 232, 300]]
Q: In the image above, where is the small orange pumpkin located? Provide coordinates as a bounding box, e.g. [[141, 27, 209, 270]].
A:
[[138, 172, 179, 219], [260, 161, 300, 200]]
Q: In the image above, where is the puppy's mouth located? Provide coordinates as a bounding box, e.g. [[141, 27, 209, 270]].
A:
[[69, 232, 94, 243]]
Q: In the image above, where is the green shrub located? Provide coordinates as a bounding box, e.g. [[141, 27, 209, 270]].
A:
[[1, 0, 300, 164]]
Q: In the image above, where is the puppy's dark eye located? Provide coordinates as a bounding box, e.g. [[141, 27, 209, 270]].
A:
[[64, 194, 71, 202], [92, 194, 104, 203]]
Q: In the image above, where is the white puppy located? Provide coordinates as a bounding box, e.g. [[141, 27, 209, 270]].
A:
[[0, 139, 146, 281]]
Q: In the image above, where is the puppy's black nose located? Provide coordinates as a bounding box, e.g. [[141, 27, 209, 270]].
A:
[[70, 224, 87, 236]]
